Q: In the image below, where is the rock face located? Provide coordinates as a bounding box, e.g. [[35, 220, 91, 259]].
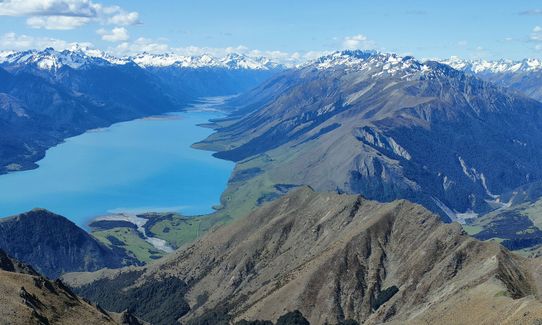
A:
[[0, 249, 146, 325], [65, 188, 542, 325], [195, 50, 542, 220], [0, 209, 137, 278]]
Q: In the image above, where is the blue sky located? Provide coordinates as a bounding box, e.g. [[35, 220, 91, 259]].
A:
[[0, 0, 541, 61]]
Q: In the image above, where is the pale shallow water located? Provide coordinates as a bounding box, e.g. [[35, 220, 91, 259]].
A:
[[0, 100, 234, 227]]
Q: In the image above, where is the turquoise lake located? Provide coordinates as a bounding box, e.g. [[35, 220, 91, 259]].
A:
[[0, 100, 234, 227]]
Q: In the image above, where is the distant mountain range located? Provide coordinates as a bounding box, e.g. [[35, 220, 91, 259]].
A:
[[441, 57, 542, 101], [0, 47, 283, 174], [442, 57, 542, 74], [0, 47, 284, 71]]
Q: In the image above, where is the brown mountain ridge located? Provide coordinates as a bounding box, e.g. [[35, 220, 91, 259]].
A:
[[64, 187, 542, 324], [0, 249, 146, 325]]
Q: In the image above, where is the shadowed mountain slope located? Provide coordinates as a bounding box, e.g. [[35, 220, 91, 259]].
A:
[[195, 50, 542, 220], [0, 209, 139, 278]]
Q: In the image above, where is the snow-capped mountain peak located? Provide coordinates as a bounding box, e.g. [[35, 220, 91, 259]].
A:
[[441, 56, 542, 74], [0, 50, 14, 63], [130, 52, 281, 70], [0, 47, 113, 71], [305, 50, 459, 81], [308, 50, 378, 69], [0, 47, 283, 71], [129, 52, 221, 68], [220, 53, 280, 70]]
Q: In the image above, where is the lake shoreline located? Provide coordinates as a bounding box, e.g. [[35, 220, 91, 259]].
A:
[[0, 97, 235, 229]]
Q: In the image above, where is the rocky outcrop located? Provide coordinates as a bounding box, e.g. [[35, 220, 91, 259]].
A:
[[0, 249, 145, 325]]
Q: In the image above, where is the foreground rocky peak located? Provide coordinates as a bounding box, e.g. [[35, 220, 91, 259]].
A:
[[65, 188, 542, 324], [0, 249, 146, 325]]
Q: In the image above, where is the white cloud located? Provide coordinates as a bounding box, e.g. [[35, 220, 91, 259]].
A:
[[342, 34, 375, 50], [531, 26, 542, 41], [108, 10, 139, 26], [530, 26, 542, 51], [0, 32, 92, 51], [115, 37, 170, 54], [0, 0, 99, 17], [0, 0, 140, 30], [469, 46, 490, 59], [97, 27, 129, 42], [27, 16, 90, 30], [301, 50, 327, 59], [520, 9, 542, 15]]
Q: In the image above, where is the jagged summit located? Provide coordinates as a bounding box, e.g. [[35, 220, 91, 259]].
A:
[[130, 52, 282, 70], [305, 50, 465, 81], [0, 47, 113, 71], [309, 49, 380, 67]]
